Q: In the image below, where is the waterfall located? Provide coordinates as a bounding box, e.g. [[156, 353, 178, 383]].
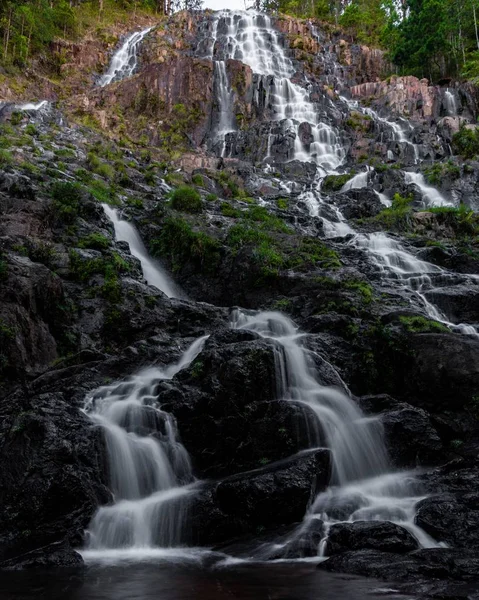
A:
[[213, 61, 236, 156], [233, 309, 440, 550], [203, 11, 344, 171], [82, 336, 208, 560], [405, 171, 452, 207], [99, 27, 153, 87], [102, 204, 181, 299], [444, 88, 458, 116]]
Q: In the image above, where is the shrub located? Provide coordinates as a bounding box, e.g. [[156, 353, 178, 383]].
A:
[[452, 125, 479, 159], [78, 233, 111, 251], [151, 217, 221, 274], [191, 173, 204, 186], [51, 181, 83, 223], [170, 186, 202, 213]]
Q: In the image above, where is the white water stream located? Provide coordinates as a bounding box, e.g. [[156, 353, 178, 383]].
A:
[[233, 309, 440, 554], [99, 27, 153, 87], [82, 336, 208, 560], [102, 204, 181, 298]]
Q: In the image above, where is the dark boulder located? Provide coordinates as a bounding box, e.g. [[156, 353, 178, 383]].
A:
[[415, 493, 479, 548], [188, 449, 330, 546], [334, 188, 383, 219], [424, 285, 479, 325], [325, 521, 419, 556], [161, 331, 312, 477], [0, 388, 110, 569], [357, 395, 443, 468]]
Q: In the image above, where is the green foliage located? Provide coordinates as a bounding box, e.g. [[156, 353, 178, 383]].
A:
[[87, 151, 114, 180], [220, 202, 242, 218], [244, 206, 291, 233], [170, 186, 202, 213], [78, 232, 111, 251], [89, 180, 119, 205], [191, 173, 204, 186], [205, 193, 218, 202], [369, 192, 414, 230], [151, 217, 221, 274], [285, 238, 342, 270], [423, 161, 460, 184], [322, 173, 354, 193], [51, 181, 83, 223], [0, 149, 13, 166], [276, 198, 289, 210], [452, 126, 479, 159], [398, 315, 449, 333]]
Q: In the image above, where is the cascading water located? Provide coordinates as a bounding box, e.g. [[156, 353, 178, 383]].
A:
[[340, 170, 369, 192], [99, 27, 153, 87], [102, 204, 181, 298], [82, 336, 208, 560], [232, 310, 439, 553], [405, 171, 453, 207], [202, 11, 344, 171], [213, 60, 236, 156], [444, 88, 458, 116]]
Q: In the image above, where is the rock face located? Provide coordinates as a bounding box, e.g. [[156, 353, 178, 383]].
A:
[[325, 521, 419, 555]]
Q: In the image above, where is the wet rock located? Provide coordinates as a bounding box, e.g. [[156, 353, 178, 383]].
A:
[[415, 493, 479, 548], [189, 449, 330, 545], [161, 331, 311, 477], [325, 521, 419, 556], [357, 395, 443, 468], [279, 517, 325, 558], [334, 188, 383, 219], [0, 387, 110, 568], [424, 285, 479, 325]]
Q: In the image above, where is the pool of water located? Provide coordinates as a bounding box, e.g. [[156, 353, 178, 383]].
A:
[[0, 561, 415, 600]]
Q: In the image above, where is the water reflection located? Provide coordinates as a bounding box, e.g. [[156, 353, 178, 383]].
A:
[[0, 563, 414, 600]]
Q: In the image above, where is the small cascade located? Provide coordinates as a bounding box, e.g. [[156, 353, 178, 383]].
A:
[[99, 27, 153, 87], [103, 204, 181, 298], [444, 88, 458, 116], [213, 60, 236, 156], [202, 11, 344, 171], [16, 100, 49, 111], [353, 232, 478, 335], [405, 172, 453, 207], [82, 336, 208, 559], [340, 170, 369, 192], [232, 309, 438, 552]]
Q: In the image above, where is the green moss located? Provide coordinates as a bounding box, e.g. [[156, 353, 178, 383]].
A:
[[244, 206, 291, 233], [276, 198, 289, 210], [322, 173, 354, 193], [206, 193, 218, 202], [170, 186, 202, 213], [398, 315, 449, 333], [285, 238, 341, 270]]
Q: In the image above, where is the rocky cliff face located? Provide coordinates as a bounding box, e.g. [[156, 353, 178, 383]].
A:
[[0, 9, 478, 599]]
